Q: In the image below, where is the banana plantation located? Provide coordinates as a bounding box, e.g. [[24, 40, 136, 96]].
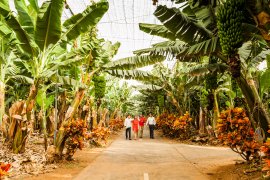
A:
[[1, 0, 270, 179]]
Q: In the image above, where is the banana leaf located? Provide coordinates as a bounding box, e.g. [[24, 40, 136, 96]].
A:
[[103, 55, 165, 70], [63, 0, 109, 41], [35, 0, 64, 50]]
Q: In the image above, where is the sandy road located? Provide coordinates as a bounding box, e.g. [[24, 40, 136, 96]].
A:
[[74, 129, 240, 180]]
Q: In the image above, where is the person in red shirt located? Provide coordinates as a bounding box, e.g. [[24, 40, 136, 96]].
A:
[[132, 116, 139, 140], [139, 114, 146, 138]]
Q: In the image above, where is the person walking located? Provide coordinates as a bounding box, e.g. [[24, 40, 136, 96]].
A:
[[146, 113, 156, 139], [124, 115, 132, 140], [132, 116, 139, 140], [139, 115, 146, 138]]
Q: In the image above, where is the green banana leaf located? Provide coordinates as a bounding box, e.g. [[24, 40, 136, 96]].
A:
[[154, 5, 212, 44], [103, 55, 165, 70], [0, 21, 12, 39], [260, 69, 270, 96], [36, 88, 54, 110], [28, 0, 39, 12], [105, 69, 159, 82], [63, 0, 109, 41], [14, 0, 34, 36], [0, 2, 36, 56], [139, 23, 176, 40], [35, 0, 64, 50], [0, 0, 8, 7]]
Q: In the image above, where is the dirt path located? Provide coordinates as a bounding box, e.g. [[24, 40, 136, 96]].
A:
[[74, 129, 241, 180]]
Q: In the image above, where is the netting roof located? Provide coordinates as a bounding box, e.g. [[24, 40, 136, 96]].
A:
[[10, 0, 176, 59], [65, 0, 176, 59]]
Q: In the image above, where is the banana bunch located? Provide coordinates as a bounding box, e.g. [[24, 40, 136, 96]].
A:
[[217, 0, 245, 56], [93, 75, 106, 99]]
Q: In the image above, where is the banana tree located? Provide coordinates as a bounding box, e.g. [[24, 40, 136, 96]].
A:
[[51, 29, 165, 158], [136, 1, 270, 134], [103, 79, 131, 119], [0, 48, 33, 131], [0, 0, 109, 153], [36, 85, 54, 150]]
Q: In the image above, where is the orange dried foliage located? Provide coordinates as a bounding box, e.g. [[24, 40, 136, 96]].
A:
[[63, 119, 88, 159], [260, 139, 270, 175], [0, 162, 11, 178], [217, 107, 260, 161], [109, 118, 124, 131], [156, 112, 194, 140], [88, 127, 111, 147]]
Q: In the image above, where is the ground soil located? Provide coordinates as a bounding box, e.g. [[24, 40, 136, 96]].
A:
[[210, 163, 261, 180], [21, 131, 120, 180]]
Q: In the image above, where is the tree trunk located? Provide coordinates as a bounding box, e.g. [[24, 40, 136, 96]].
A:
[[98, 108, 108, 127], [54, 88, 85, 157], [40, 109, 48, 151], [199, 107, 206, 134], [236, 74, 270, 135], [64, 88, 85, 122], [54, 69, 99, 158], [7, 101, 28, 153], [213, 90, 220, 129], [0, 81, 5, 127], [110, 108, 119, 120], [92, 107, 97, 128], [57, 91, 67, 129], [26, 81, 39, 122], [96, 98, 102, 124], [166, 91, 182, 115]]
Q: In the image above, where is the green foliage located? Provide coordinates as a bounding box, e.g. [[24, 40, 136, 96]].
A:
[[15, 0, 34, 35], [154, 5, 212, 44], [63, 0, 109, 41], [205, 56, 218, 90], [35, 0, 64, 50], [157, 94, 165, 109], [139, 23, 176, 40], [0, 2, 37, 56], [36, 88, 54, 110], [260, 69, 270, 97], [103, 55, 165, 70]]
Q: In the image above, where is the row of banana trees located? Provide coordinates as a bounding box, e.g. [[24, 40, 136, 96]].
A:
[[0, 0, 165, 159], [130, 0, 270, 135]]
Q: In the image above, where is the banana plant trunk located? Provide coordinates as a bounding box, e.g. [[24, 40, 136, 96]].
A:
[[236, 74, 270, 135], [110, 108, 119, 120], [92, 107, 97, 128], [41, 109, 48, 151], [213, 90, 220, 130], [98, 108, 108, 127], [57, 91, 67, 129], [199, 107, 206, 134], [166, 91, 182, 115], [7, 101, 28, 153], [65, 88, 85, 121], [0, 81, 5, 127], [26, 81, 39, 122], [54, 69, 98, 158], [55, 88, 85, 157], [96, 98, 101, 124]]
